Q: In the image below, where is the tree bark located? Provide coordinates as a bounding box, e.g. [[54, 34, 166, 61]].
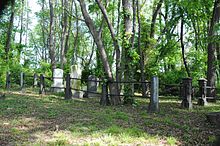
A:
[[72, 0, 79, 64], [65, 0, 73, 63], [5, 0, 15, 62], [60, 0, 68, 69], [150, 0, 163, 38], [78, 0, 121, 105], [207, 0, 220, 96], [180, 16, 191, 77], [122, 0, 134, 104], [95, 0, 120, 95], [137, 0, 146, 98], [116, 0, 121, 92], [131, 0, 136, 48], [217, 44, 220, 85], [49, 0, 56, 74], [40, 0, 47, 61], [19, 0, 24, 45]]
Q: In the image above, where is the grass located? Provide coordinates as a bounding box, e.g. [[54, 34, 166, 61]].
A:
[[0, 90, 220, 145]]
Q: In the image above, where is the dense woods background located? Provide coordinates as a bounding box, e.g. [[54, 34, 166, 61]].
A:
[[0, 0, 219, 104]]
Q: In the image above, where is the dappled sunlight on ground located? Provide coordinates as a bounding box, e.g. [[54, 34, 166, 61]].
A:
[[0, 92, 219, 145]]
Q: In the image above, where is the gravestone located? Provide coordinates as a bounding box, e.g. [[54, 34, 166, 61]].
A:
[[6, 72, 10, 90], [197, 78, 208, 106], [148, 76, 159, 113], [70, 65, 83, 98], [100, 83, 110, 105], [33, 73, 38, 88], [52, 68, 64, 92], [87, 75, 98, 98], [181, 77, 193, 109], [20, 72, 24, 92]]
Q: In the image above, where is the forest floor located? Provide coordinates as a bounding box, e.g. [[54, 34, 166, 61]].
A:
[[0, 90, 220, 146]]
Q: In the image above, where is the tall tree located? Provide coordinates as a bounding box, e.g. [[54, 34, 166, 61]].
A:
[[60, 0, 68, 69], [122, 0, 134, 104], [95, 0, 121, 93], [207, 0, 220, 96], [150, 0, 163, 38], [4, 0, 15, 62], [48, 0, 56, 74], [137, 0, 146, 98], [180, 14, 191, 77], [78, 0, 121, 105]]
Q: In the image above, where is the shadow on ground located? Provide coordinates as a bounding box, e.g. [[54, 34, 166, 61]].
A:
[[0, 91, 219, 145]]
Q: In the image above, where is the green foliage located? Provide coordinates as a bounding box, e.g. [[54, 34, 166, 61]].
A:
[[37, 61, 52, 77]]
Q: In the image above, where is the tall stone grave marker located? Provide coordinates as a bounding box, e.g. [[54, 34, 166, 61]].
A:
[[181, 77, 193, 109], [70, 65, 83, 98], [148, 76, 159, 112], [52, 68, 64, 92], [87, 75, 98, 98]]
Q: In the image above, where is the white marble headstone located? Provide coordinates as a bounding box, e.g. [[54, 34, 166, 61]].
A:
[[52, 68, 64, 92], [70, 65, 83, 98]]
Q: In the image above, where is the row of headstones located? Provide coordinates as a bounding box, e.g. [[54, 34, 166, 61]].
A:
[[6, 70, 160, 112], [41, 70, 160, 112], [180, 77, 216, 109], [5, 65, 99, 98], [39, 66, 99, 98]]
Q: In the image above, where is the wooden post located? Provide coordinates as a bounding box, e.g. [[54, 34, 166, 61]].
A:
[[148, 76, 159, 112], [33, 73, 38, 88], [100, 82, 110, 106], [20, 72, 24, 91], [39, 74, 45, 94], [181, 77, 193, 109], [198, 78, 208, 106], [6, 72, 10, 90], [65, 74, 72, 99]]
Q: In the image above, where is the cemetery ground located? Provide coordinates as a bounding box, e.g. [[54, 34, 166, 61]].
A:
[[0, 90, 220, 146]]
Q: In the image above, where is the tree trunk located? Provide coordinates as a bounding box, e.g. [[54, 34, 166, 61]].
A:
[[5, 0, 15, 62], [137, 0, 146, 98], [65, 0, 73, 64], [180, 16, 191, 77], [207, 0, 220, 96], [131, 0, 136, 48], [49, 0, 56, 74], [60, 0, 68, 69], [17, 0, 24, 62], [41, 0, 47, 61], [95, 0, 120, 96], [150, 0, 163, 38], [72, 0, 79, 64], [217, 44, 220, 85], [78, 0, 121, 105], [116, 0, 121, 92], [122, 0, 134, 104]]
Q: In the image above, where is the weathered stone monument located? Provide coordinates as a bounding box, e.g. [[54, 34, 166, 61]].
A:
[[181, 77, 193, 109], [20, 72, 24, 92], [52, 68, 64, 92], [6, 72, 10, 90], [148, 76, 159, 112], [100, 82, 110, 105], [87, 75, 98, 98], [70, 65, 83, 98], [197, 78, 208, 106], [33, 73, 38, 88]]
